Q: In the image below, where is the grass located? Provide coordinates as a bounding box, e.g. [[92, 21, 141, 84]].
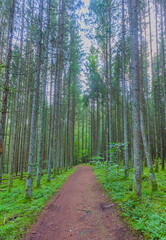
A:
[[93, 162, 166, 240], [0, 167, 76, 240]]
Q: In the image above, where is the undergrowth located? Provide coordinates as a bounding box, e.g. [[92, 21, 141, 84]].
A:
[[94, 163, 166, 240], [0, 168, 75, 240]]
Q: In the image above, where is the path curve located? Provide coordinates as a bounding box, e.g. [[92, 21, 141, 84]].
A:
[[25, 166, 141, 240]]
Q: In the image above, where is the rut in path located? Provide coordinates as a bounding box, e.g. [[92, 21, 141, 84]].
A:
[[25, 166, 141, 240]]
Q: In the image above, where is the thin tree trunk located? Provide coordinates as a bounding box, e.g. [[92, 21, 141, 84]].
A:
[[36, 0, 51, 187], [109, 6, 112, 162], [78, 117, 80, 165], [148, 0, 158, 162], [97, 97, 100, 158], [25, 0, 43, 199], [128, 0, 142, 197], [82, 117, 84, 163], [155, 1, 163, 171], [20, 0, 35, 180], [140, 109, 157, 191], [71, 89, 75, 166], [0, 0, 16, 183], [160, 5, 165, 169], [47, 0, 62, 182], [105, 36, 109, 162], [139, 15, 157, 190], [122, 0, 129, 177], [66, 68, 71, 166], [9, 0, 25, 188]]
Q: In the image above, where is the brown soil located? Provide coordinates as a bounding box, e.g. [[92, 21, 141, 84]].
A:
[[25, 166, 142, 240]]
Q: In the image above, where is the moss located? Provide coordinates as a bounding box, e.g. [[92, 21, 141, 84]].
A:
[[25, 187, 32, 200], [36, 182, 41, 189], [151, 180, 158, 192], [27, 173, 32, 179]]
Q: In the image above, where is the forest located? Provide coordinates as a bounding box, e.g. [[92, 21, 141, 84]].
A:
[[0, 0, 166, 239]]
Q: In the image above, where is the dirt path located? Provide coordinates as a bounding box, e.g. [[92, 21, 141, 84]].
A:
[[25, 166, 141, 240]]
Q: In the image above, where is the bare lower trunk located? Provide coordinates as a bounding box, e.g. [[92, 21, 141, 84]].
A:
[[122, 0, 129, 177], [105, 36, 109, 162], [0, 0, 16, 183], [20, 0, 34, 180], [109, 8, 112, 162], [36, 0, 51, 188], [9, 0, 25, 188], [97, 97, 100, 158], [25, 0, 43, 199], [128, 0, 142, 197], [140, 110, 157, 191]]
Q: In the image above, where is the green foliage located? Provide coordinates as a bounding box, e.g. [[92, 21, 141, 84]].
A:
[[0, 64, 5, 76], [93, 163, 166, 240], [0, 168, 75, 240], [108, 142, 128, 161]]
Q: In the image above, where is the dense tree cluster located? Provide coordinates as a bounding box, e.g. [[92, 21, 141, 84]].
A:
[[81, 0, 165, 197], [0, 0, 83, 198], [0, 0, 165, 198]]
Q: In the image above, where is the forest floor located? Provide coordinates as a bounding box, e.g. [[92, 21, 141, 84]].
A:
[[25, 166, 141, 240], [0, 168, 75, 240]]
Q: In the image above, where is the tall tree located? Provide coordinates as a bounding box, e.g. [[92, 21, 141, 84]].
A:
[[0, 0, 16, 183], [122, 0, 129, 177], [128, 0, 142, 197], [26, 0, 43, 199], [9, 0, 25, 188], [36, 0, 51, 188]]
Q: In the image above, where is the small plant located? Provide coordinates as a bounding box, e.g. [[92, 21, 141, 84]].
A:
[[108, 142, 128, 163]]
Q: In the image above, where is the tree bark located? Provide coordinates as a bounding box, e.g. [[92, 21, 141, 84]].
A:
[[122, 0, 129, 177], [20, 0, 35, 180], [25, 0, 43, 199], [9, 0, 25, 188], [0, 0, 16, 183], [36, 0, 51, 187], [128, 0, 142, 197]]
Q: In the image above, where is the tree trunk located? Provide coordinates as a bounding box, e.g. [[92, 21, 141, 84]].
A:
[[20, 0, 35, 180], [25, 0, 43, 199], [140, 110, 157, 191], [9, 0, 25, 188], [97, 97, 100, 158], [109, 6, 112, 162], [105, 36, 109, 162], [36, 0, 51, 188], [128, 0, 142, 197], [78, 117, 80, 165], [122, 0, 129, 177], [0, 0, 16, 183]]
